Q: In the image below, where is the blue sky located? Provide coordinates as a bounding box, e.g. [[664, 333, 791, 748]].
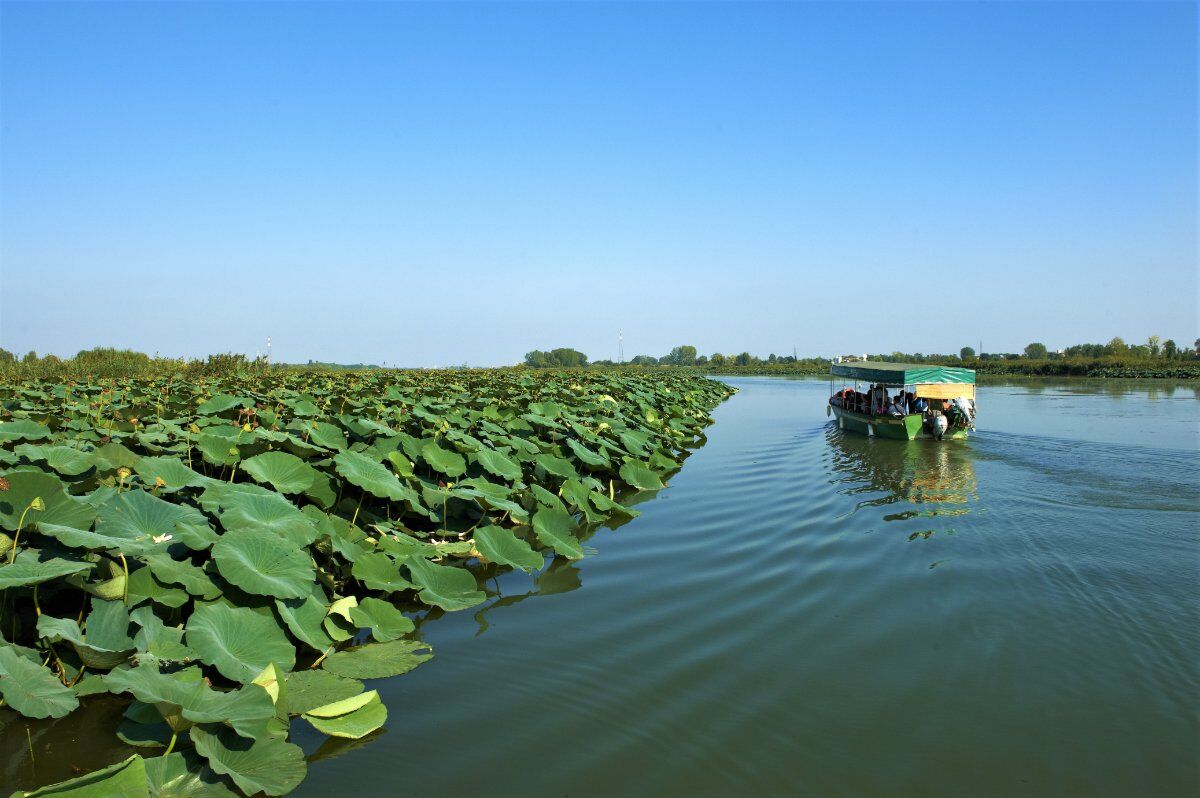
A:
[[1, 1, 1195, 366]]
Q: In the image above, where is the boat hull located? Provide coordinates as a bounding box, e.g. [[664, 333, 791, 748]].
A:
[[829, 405, 968, 440]]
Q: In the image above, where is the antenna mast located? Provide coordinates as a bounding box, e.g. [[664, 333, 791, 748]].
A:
[[618, 329, 624, 364], [267, 337, 272, 366]]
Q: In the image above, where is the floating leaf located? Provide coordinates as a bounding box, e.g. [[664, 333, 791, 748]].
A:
[[406, 557, 485, 611], [0, 645, 79, 719], [144, 751, 238, 798], [283, 670, 363, 716], [321, 639, 433, 679], [474, 525, 544, 572], [190, 725, 306, 797], [619, 461, 663, 491], [532, 506, 584, 559], [303, 690, 387, 739], [9, 753, 147, 797], [351, 552, 415, 593], [348, 597, 415, 642]]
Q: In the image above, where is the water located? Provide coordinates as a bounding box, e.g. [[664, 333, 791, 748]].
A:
[[295, 377, 1199, 797], [5, 378, 1197, 795]]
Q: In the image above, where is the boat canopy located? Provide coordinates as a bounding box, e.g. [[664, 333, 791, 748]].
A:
[[830, 361, 975, 386]]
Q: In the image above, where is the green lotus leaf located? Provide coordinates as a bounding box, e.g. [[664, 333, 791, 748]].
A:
[[350, 552, 415, 593], [134, 457, 207, 492], [0, 419, 52, 444], [321, 639, 433, 679], [142, 555, 222, 600], [105, 661, 275, 739], [274, 583, 336, 651], [97, 490, 217, 551], [186, 603, 296, 683], [126, 565, 190, 608], [303, 690, 386, 739], [619, 461, 664, 491], [0, 469, 97, 532], [566, 438, 610, 468], [37, 600, 135, 669], [217, 491, 318, 547], [130, 606, 197, 662], [0, 550, 93, 589], [240, 451, 317, 495], [144, 751, 239, 798], [195, 434, 241, 467], [282, 670, 363, 716], [212, 529, 314, 599], [0, 645, 79, 719], [532, 506, 584, 559], [348, 597, 415, 642], [405, 557, 485, 611], [189, 725, 307, 797], [474, 525, 544, 573], [302, 688, 376, 717], [472, 448, 522, 482], [196, 394, 250, 415], [295, 420, 346, 451], [37, 521, 159, 555], [15, 444, 96, 476], [93, 442, 142, 472], [323, 596, 358, 642], [8, 753, 147, 797], [118, 717, 175, 749], [331, 450, 419, 506], [534, 453, 579, 481], [420, 440, 466, 477]]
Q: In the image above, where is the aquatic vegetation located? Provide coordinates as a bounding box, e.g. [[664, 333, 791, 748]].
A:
[[0, 369, 733, 795]]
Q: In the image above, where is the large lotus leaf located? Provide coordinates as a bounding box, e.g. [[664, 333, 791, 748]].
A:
[[534, 453, 579, 481], [274, 583, 335, 652], [105, 662, 275, 740], [0, 550, 93, 588], [0, 419, 52, 443], [15, 444, 97, 476], [472, 448, 522, 482], [195, 434, 241, 467], [348, 597, 415, 642], [37, 600, 135, 669], [196, 394, 250, 415], [332, 450, 418, 503], [0, 645, 79, 719], [474, 526, 544, 573], [212, 529, 313, 599], [240, 452, 317, 495], [420, 440, 466, 477], [303, 690, 386, 739], [566, 438, 610, 468], [9, 753, 148, 797], [217, 491, 317, 547], [351, 552, 415, 593], [130, 606, 197, 662], [532, 506, 584, 559], [144, 751, 238, 798], [321, 639, 433, 679], [282, 670, 363, 716], [618, 461, 665, 491], [134, 457, 208, 492], [97, 490, 217, 551], [92, 442, 142, 472], [405, 557, 485, 611], [37, 521, 158, 556], [295, 420, 346, 451], [189, 725, 306, 797], [186, 603, 296, 683], [126, 566, 190, 608], [0, 469, 96, 532], [142, 555, 222, 600]]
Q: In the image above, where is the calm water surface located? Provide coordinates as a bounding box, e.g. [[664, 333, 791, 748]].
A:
[[296, 377, 1199, 797]]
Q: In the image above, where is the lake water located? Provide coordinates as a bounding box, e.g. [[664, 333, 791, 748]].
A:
[[293, 377, 1199, 797]]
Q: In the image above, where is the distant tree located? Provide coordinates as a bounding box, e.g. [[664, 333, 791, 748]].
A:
[[709, 353, 726, 367], [960, 346, 975, 360], [0, 348, 14, 364], [767, 353, 777, 363], [1147, 335, 1161, 357], [630, 354, 658, 366], [1163, 339, 1178, 359], [1129, 345, 1151, 359], [661, 345, 697, 366], [1023, 342, 1048, 359], [734, 352, 752, 366], [22, 351, 38, 363], [523, 348, 587, 368], [1105, 337, 1128, 356], [696, 355, 708, 365]]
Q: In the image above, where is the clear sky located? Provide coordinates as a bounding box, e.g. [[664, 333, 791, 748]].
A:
[[1, 1, 1195, 366]]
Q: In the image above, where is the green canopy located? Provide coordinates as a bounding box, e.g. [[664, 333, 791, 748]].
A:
[[830, 362, 975, 386]]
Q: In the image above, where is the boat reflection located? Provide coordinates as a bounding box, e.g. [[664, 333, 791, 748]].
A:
[[825, 424, 979, 522]]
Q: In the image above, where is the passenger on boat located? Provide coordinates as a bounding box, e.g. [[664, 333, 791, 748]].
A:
[[912, 394, 928, 412], [887, 395, 906, 417]]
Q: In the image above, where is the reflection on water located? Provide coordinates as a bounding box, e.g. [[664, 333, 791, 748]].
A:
[[825, 425, 979, 521]]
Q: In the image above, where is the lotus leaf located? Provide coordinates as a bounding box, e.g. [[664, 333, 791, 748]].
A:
[[406, 556, 485, 611], [189, 725, 307, 797], [348, 596, 415, 641], [0, 645, 79, 719], [321, 639, 434, 679], [474, 525, 544, 572], [532, 506, 584, 559], [212, 529, 314, 599], [240, 451, 317, 494], [186, 603, 296, 683]]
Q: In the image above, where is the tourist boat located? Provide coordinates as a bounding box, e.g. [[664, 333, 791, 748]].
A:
[[827, 361, 976, 440]]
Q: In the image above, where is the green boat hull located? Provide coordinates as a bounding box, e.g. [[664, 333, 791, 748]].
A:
[[829, 405, 968, 440]]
